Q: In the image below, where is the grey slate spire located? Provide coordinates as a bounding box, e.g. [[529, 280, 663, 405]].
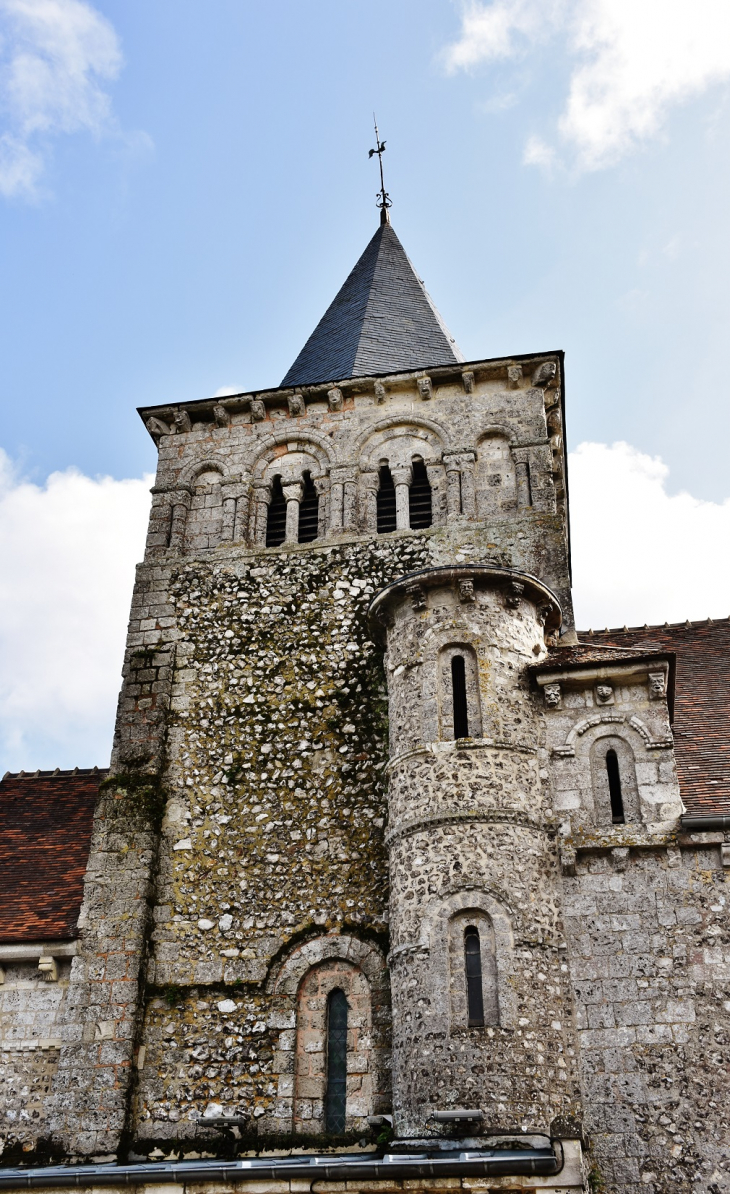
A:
[[281, 218, 464, 388]]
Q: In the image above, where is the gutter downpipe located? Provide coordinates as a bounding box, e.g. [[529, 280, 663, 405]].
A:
[[0, 1149, 560, 1189], [680, 815, 730, 832]]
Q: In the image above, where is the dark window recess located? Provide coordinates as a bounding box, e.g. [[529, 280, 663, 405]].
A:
[[409, 460, 432, 529], [266, 476, 287, 547], [606, 749, 625, 823], [465, 927, 485, 1027], [452, 655, 469, 739], [324, 988, 348, 1134], [377, 466, 397, 534], [298, 472, 319, 543]]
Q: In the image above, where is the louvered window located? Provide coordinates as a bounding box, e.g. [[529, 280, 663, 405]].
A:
[[266, 476, 286, 547], [298, 471, 319, 543], [324, 988, 348, 1134], [376, 465, 397, 534], [409, 459, 432, 529]]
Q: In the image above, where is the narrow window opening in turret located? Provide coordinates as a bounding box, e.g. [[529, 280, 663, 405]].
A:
[[464, 927, 485, 1027], [298, 471, 319, 543], [266, 476, 287, 547], [376, 465, 397, 534], [606, 749, 625, 823], [324, 988, 348, 1134], [409, 458, 432, 529], [451, 655, 469, 739]]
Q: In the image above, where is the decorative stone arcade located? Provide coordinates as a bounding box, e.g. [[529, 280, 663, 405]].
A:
[[369, 565, 583, 1138]]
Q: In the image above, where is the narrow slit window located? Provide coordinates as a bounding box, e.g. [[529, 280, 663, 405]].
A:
[[409, 459, 432, 529], [298, 471, 319, 543], [266, 476, 287, 547], [465, 927, 485, 1027], [324, 988, 348, 1134], [452, 655, 469, 739], [606, 749, 624, 823], [376, 465, 397, 534]]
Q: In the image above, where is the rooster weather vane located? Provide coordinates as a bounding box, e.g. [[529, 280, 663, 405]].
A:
[[369, 115, 391, 215]]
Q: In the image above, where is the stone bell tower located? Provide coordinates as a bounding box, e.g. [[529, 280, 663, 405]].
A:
[[45, 207, 582, 1186]]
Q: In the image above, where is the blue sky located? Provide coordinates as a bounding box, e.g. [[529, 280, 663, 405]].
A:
[[1, 0, 730, 771]]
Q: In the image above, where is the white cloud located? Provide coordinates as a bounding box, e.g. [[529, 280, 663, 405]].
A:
[[0, 0, 123, 199], [569, 441, 730, 628], [445, 0, 730, 169], [1, 440, 728, 772], [0, 450, 152, 773]]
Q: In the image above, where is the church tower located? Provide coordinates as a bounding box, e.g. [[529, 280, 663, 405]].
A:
[[44, 208, 585, 1188]]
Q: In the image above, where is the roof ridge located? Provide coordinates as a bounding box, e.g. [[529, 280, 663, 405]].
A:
[[1, 766, 109, 781]]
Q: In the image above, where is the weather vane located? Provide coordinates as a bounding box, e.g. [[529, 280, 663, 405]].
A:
[[369, 115, 391, 219]]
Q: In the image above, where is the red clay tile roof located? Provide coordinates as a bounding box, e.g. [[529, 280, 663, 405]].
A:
[[0, 768, 105, 943], [579, 620, 730, 817]]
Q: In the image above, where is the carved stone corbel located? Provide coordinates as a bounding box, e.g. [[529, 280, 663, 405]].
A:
[[250, 398, 266, 422], [213, 404, 231, 428], [458, 578, 475, 604], [417, 376, 432, 401], [507, 365, 523, 389], [648, 672, 666, 701], [172, 410, 192, 434], [505, 580, 524, 610], [288, 392, 306, 417], [532, 361, 557, 388], [328, 387, 344, 411], [461, 371, 474, 394], [374, 380, 387, 404], [145, 416, 170, 445], [543, 682, 562, 709], [406, 583, 427, 612]]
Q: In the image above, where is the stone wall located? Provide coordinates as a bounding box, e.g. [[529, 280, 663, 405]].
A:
[[564, 840, 730, 1194], [0, 958, 71, 1161]]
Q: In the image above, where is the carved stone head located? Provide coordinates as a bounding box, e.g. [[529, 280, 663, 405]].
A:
[[213, 403, 230, 428], [374, 381, 387, 404], [505, 581, 524, 610], [173, 409, 192, 433], [458, 578, 475, 604], [250, 398, 266, 422], [595, 683, 614, 705], [544, 683, 562, 709], [288, 393, 306, 417], [648, 672, 666, 700], [417, 376, 432, 401], [328, 387, 344, 411]]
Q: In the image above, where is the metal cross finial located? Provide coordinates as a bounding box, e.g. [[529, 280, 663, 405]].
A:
[[368, 114, 391, 222]]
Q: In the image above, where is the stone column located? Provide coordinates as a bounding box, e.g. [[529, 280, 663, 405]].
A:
[[458, 451, 477, 516], [167, 487, 192, 552], [368, 567, 582, 1142], [253, 482, 271, 546], [343, 470, 357, 532], [233, 481, 251, 543], [283, 480, 303, 543], [392, 465, 412, 531], [442, 455, 462, 518], [328, 467, 347, 533], [314, 475, 329, 540], [360, 471, 379, 534], [513, 448, 532, 509], [220, 477, 242, 543], [426, 464, 447, 527]]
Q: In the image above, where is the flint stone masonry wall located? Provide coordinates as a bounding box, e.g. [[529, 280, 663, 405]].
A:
[[564, 842, 730, 1194], [0, 960, 70, 1158]]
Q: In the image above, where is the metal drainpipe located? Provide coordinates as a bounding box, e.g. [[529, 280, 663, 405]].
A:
[[680, 815, 730, 831]]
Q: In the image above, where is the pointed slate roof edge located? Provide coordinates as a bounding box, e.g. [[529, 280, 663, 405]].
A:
[[281, 222, 463, 388]]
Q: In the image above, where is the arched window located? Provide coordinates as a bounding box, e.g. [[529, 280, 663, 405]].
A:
[[409, 459, 432, 529], [451, 655, 469, 739], [464, 927, 485, 1027], [324, 988, 348, 1134], [590, 736, 640, 827], [266, 476, 287, 547], [298, 471, 319, 543], [606, 749, 625, 823], [376, 465, 397, 534]]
